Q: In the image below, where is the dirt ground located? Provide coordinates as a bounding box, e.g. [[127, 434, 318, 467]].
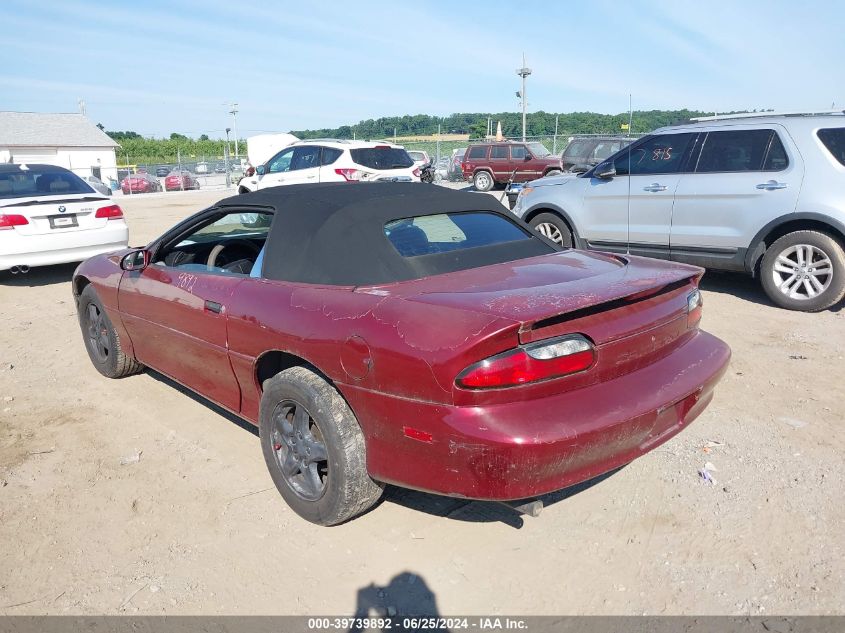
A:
[[1, 188, 843, 616]]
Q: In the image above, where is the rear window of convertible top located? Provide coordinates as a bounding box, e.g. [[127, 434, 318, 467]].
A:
[[384, 211, 531, 257]]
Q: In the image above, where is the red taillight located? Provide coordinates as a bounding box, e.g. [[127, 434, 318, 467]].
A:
[[456, 335, 596, 390], [412, 167, 421, 178], [0, 214, 29, 230], [335, 168, 364, 182], [95, 204, 124, 220]]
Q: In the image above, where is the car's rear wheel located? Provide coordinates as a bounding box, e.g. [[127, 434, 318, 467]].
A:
[[473, 171, 494, 192], [259, 366, 383, 526], [760, 230, 845, 311], [530, 212, 574, 248], [77, 285, 143, 378]]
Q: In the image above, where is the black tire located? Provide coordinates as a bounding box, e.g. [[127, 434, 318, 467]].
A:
[[259, 366, 383, 526], [760, 230, 845, 311], [77, 285, 143, 378], [473, 170, 494, 192], [529, 212, 574, 248]]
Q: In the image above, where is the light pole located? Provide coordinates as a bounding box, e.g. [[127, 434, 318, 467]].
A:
[[228, 102, 239, 158], [225, 127, 232, 187], [516, 53, 532, 142]]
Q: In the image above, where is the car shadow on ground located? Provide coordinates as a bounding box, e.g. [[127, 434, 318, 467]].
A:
[[381, 468, 621, 529], [145, 370, 259, 437], [0, 262, 77, 288], [144, 369, 620, 528]]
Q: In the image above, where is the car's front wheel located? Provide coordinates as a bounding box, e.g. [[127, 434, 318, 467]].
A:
[[760, 230, 845, 311], [259, 366, 383, 526], [530, 212, 574, 248], [473, 171, 494, 192], [77, 285, 143, 378]]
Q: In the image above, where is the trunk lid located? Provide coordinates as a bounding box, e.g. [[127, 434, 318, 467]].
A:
[[0, 193, 113, 236], [366, 250, 701, 347]]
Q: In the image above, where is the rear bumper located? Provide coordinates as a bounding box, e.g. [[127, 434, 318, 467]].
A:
[[0, 224, 128, 270], [341, 330, 730, 500]]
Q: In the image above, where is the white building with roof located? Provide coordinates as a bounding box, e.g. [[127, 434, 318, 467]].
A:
[[0, 111, 119, 183]]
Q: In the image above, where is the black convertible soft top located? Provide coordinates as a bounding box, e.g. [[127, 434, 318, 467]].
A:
[[215, 183, 554, 286]]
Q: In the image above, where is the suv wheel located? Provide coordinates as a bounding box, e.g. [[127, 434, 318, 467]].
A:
[[530, 212, 573, 248], [760, 230, 845, 311], [473, 171, 494, 192]]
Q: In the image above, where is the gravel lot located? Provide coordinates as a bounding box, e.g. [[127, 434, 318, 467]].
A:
[[1, 188, 843, 616]]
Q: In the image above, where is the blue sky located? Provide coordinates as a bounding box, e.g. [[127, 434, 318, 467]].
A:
[[2, 0, 843, 138]]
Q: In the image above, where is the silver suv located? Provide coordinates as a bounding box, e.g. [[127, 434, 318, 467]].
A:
[[512, 112, 845, 311]]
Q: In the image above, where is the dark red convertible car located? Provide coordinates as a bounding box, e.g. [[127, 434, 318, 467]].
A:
[[73, 183, 730, 525]]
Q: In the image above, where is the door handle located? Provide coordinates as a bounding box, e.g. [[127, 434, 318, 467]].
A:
[[204, 300, 223, 314], [756, 180, 788, 190], [306, 175, 316, 179], [643, 183, 668, 192]]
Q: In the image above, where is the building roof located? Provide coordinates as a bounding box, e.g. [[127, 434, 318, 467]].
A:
[[0, 112, 119, 148]]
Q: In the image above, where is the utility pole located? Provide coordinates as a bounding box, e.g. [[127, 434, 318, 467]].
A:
[[516, 53, 532, 142], [553, 114, 559, 153], [228, 102, 239, 158]]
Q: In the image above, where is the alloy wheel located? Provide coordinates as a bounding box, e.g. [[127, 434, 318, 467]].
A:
[[771, 243, 833, 300], [86, 303, 110, 362], [535, 222, 564, 244], [270, 400, 329, 501]]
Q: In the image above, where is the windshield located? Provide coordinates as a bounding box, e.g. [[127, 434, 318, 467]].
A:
[[0, 167, 96, 200], [527, 142, 551, 157], [350, 147, 414, 170]]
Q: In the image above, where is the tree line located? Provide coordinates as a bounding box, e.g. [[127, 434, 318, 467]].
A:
[[100, 109, 763, 163]]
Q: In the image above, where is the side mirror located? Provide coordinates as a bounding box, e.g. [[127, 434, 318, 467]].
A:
[[593, 162, 616, 179], [120, 249, 149, 272], [524, 154, 532, 162], [255, 165, 265, 176]]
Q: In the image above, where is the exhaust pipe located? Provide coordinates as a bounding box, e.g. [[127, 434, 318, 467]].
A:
[[9, 266, 19, 275], [18, 265, 29, 274]]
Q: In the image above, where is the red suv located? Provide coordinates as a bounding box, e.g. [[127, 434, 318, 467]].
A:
[[461, 141, 562, 191]]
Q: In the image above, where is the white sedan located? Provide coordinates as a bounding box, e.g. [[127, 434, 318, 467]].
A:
[[0, 164, 128, 273]]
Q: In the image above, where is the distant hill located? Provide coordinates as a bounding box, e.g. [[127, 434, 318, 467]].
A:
[[290, 109, 759, 140]]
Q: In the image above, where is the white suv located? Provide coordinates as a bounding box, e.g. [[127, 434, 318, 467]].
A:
[[237, 139, 420, 193], [512, 112, 845, 311]]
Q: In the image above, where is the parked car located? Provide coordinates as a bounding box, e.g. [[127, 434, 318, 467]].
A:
[[73, 183, 729, 525], [237, 140, 419, 193], [407, 150, 430, 167], [214, 163, 227, 173], [512, 111, 845, 311], [165, 170, 201, 191], [121, 172, 161, 194], [434, 157, 450, 181], [195, 162, 209, 174], [461, 141, 562, 191], [80, 175, 111, 196], [561, 136, 636, 173], [448, 147, 466, 181], [155, 165, 171, 177], [0, 164, 127, 272]]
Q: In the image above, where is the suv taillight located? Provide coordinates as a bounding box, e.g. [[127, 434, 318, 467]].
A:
[[456, 335, 596, 389], [335, 168, 364, 182], [95, 204, 124, 220], [0, 214, 29, 230], [412, 168, 421, 178]]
